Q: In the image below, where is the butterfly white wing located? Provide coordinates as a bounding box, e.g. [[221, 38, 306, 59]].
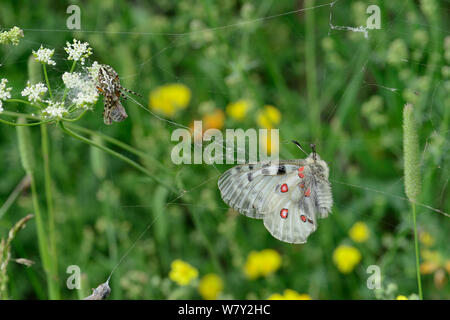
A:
[[218, 156, 333, 244], [218, 161, 304, 219], [262, 166, 318, 244]]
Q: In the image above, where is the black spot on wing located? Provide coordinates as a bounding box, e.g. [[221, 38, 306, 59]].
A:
[[247, 172, 253, 181], [277, 165, 286, 175]]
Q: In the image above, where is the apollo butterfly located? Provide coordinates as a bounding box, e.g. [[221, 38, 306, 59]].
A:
[[218, 141, 333, 244]]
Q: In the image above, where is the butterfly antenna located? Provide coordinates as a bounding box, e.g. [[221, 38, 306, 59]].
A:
[[292, 140, 308, 156], [310, 143, 317, 161]]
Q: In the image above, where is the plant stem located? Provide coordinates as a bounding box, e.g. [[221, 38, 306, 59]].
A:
[[412, 203, 423, 299], [40, 124, 59, 299], [30, 171, 55, 297], [63, 110, 87, 122], [0, 118, 51, 126], [0, 175, 30, 219], [42, 64, 52, 99], [6, 98, 39, 107], [1, 110, 41, 120]]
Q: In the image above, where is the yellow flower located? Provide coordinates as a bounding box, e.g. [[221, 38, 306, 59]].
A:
[[244, 251, 261, 280], [169, 259, 198, 286], [419, 231, 435, 247], [349, 221, 370, 243], [332, 245, 362, 274], [198, 273, 223, 300], [259, 129, 279, 156], [203, 109, 225, 130], [267, 293, 284, 300], [283, 289, 311, 300], [226, 99, 250, 121], [396, 295, 408, 300], [268, 290, 311, 300], [257, 105, 281, 129], [258, 249, 282, 277], [149, 83, 191, 117], [244, 249, 281, 279]]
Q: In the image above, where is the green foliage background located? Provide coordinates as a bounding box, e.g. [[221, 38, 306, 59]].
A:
[[0, 0, 449, 299]]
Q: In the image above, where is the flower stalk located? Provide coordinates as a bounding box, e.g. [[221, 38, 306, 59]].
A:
[[403, 103, 423, 300]]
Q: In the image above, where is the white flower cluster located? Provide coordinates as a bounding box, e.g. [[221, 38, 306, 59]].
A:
[[0, 78, 12, 113], [86, 61, 101, 82], [62, 72, 83, 89], [41, 101, 67, 119], [64, 39, 93, 65], [0, 26, 24, 46], [62, 71, 99, 109], [21, 81, 48, 103], [32, 45, 56, 65]]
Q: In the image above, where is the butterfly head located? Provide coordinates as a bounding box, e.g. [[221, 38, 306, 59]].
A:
[[307, 153, 329, 179], [306, 144, 329, 178]]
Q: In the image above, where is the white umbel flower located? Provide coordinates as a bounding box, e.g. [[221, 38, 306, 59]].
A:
[[62, 71, 99, 109], [0, 78, 12, 112], [32, 45, 56, 65], [0, 26, 24, 46], [64, 39, 93, 65], [62, 72, 83, 88], [72, 86, 98, 109], [86, 61, 101, 82], [0, 78, 12, 100], [42, 101, 67, 119], [21, 81, 48, 103]]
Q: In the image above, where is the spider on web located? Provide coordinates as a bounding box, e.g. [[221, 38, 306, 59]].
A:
[[96, 64, 141, 125]]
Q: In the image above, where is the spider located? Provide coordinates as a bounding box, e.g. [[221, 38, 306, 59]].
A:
[[96, 64, 140, 125]]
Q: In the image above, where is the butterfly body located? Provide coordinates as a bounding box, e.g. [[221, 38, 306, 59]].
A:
[[96, 64, 140, 125], [218, 152, 332, 244]]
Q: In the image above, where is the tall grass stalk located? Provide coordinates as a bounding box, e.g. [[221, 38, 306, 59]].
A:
[[40, 124, 59, 299], [403, 103, 423, 300], [16, 118, 57, 298]]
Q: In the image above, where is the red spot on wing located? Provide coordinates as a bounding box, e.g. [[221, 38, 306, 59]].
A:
[[281, 184, 288, 193], [280, 209, 288, 219], [300, 184, 305, 189], [300, 215, 307, 222], [305, 189, 311, 197], [298, 167, 305, 178]]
